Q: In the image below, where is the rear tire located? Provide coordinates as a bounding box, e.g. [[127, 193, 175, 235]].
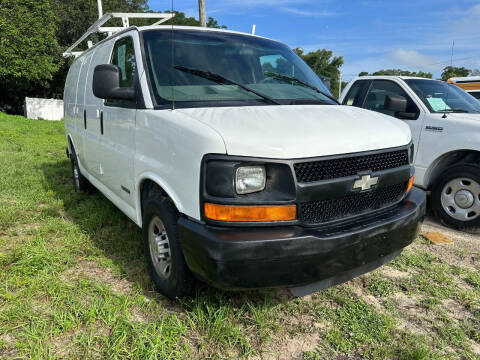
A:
[[431, 164, 480, 230], [142, 194, 195, 299], [70, 151, 93, 193]]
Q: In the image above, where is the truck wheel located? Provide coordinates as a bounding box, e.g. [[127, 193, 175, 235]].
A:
[[431, 164, 480, 229], [142, 195, 195, 299], [71, 152, 92, 193]]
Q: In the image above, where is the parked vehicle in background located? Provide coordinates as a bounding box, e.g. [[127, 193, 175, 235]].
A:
[[448, 76, 480, 101], [341, 76, 480, 229], [64, 23, 426, 299]]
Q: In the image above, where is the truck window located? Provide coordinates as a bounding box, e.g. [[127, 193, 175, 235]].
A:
[[342, 80, 369, 106], [111, 36, 136, 88], [107, 36, 137, 107], [364, 80, 419, 119]]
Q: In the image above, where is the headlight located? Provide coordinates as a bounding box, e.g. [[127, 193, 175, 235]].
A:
[[408, 144, 415, 164], [235, 166, 266, 194]]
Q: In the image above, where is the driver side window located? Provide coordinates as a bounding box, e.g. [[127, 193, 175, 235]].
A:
[[106, 36, 137, 107], [364, 80, 419, 120]]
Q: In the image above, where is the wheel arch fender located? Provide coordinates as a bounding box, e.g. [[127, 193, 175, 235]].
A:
[[135, 173, 185, 227], [424, 149, 480, 189]]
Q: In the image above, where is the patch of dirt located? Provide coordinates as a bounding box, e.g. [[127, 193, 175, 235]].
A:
[[50, 321, 110, 358], [0, 333, 17, 358], [440, 299, 474, 322], [60, 259, 133, 296], [419, 219, 480, 270], [252, 330, 321, 360], [391, 292, 431, 335], [378, 267, 411, 280]]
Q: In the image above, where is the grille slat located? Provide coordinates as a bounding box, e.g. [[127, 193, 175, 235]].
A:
[[294, 149, 409, 183], [299, 182, 407, 224]]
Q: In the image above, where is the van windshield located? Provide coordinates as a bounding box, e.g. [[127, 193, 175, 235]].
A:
[[142, 29, 336, 107], [405, 79, 480, 114]]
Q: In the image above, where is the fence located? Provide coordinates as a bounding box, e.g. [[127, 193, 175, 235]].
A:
[[24, 97, 63, 121]]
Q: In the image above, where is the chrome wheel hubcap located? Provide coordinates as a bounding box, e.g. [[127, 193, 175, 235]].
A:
[[148, 216, 172, 279], [441, 178, 480, 222]]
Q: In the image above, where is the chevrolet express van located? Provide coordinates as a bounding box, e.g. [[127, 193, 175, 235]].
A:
[[64, 26, 426, 299], [341, 76, 480, 230]]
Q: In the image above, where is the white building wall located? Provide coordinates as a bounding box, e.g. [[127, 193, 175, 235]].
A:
[[25, 97, 64, 121]]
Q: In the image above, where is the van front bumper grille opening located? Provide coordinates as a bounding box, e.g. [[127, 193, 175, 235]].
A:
[[294, 149, 409, 183], [299, 182, 407, 224]]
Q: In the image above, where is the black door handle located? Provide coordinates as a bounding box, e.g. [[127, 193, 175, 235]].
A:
[[100, 111, 104, 135], [83, 109, 87, 129]]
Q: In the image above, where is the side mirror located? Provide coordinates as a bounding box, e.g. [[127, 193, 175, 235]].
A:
[[92, 64, 135, 100], [384, 94, 407, 113]]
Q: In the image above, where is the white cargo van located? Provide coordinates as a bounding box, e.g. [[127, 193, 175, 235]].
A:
[[64, 24, 425, 299], [340, 76, 480, 230]]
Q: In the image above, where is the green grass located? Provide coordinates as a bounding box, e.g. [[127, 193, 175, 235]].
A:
[[0, 112, 479, 359]]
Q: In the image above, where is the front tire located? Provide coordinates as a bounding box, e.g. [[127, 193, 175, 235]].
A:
[[142, 195, 195, 299], [431, 164, 480, 229]]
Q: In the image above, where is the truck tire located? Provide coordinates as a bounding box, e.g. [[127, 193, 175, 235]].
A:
[[142, 195, 195, 299], [431, 164, 480, 230], [71, 151, 93, 193]]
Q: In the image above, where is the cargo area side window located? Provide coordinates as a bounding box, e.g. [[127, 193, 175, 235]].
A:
[[107, 36, 137, 106]]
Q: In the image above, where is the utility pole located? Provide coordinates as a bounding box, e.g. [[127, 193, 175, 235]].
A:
[[198, 0, 206, 27], [97, 0, 103, 19], [338, 71, 342, 98], [450, 40, 455, 66]]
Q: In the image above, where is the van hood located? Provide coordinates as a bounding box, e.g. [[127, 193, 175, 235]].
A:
[[177, 105, 411, 159]]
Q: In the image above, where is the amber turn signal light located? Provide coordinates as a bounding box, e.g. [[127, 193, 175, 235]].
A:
[[406, 176, 415, 193], [204, 203, 297, 222]]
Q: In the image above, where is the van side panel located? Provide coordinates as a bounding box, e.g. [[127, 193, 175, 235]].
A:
[[64, 59, 82, 151]]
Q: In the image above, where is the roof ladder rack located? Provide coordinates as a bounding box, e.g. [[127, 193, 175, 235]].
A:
[[63, 12, 175, 58]]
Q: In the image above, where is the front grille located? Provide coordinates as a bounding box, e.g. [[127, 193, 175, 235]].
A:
[[299, 182, 407, 224], [294, 149, 409, 183]]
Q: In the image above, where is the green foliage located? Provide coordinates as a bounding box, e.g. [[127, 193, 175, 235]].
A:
[[441, 66, 471, 81], [359, 69, 433, 78], [0, 0, 225, 114], [0, 0, 60, 111], [294, 47, 344, 97]]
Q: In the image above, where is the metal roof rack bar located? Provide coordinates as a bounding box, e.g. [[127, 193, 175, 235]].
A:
[[63, 12, 174, 58]]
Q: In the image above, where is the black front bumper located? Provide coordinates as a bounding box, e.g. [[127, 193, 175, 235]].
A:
[[178, 187, 426, 290]]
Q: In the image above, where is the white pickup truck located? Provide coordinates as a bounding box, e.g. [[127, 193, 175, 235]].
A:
[[341, 76, 480, 229]]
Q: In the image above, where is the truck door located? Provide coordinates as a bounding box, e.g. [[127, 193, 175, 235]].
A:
[[97, 35, 137, 208], [361, 80, 424, 161]]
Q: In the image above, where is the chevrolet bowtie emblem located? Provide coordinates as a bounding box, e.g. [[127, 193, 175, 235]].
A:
[[353, 174, 378, 191]]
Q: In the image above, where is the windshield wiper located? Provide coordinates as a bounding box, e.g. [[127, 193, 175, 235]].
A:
[[263, 71, 339, 104], [173, 66, 280, 105], [442, 108, 469, 113]]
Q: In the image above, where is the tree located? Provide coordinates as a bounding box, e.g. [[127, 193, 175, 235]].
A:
[[441, 66, 470, 81], [358, 69, 433, 78], [0, 0, 226, 113], [0, 0, 60, 112], [294, 48, 344, 97]]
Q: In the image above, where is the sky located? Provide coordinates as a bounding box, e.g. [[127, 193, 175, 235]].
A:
[[148, 0, 480, 81]]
